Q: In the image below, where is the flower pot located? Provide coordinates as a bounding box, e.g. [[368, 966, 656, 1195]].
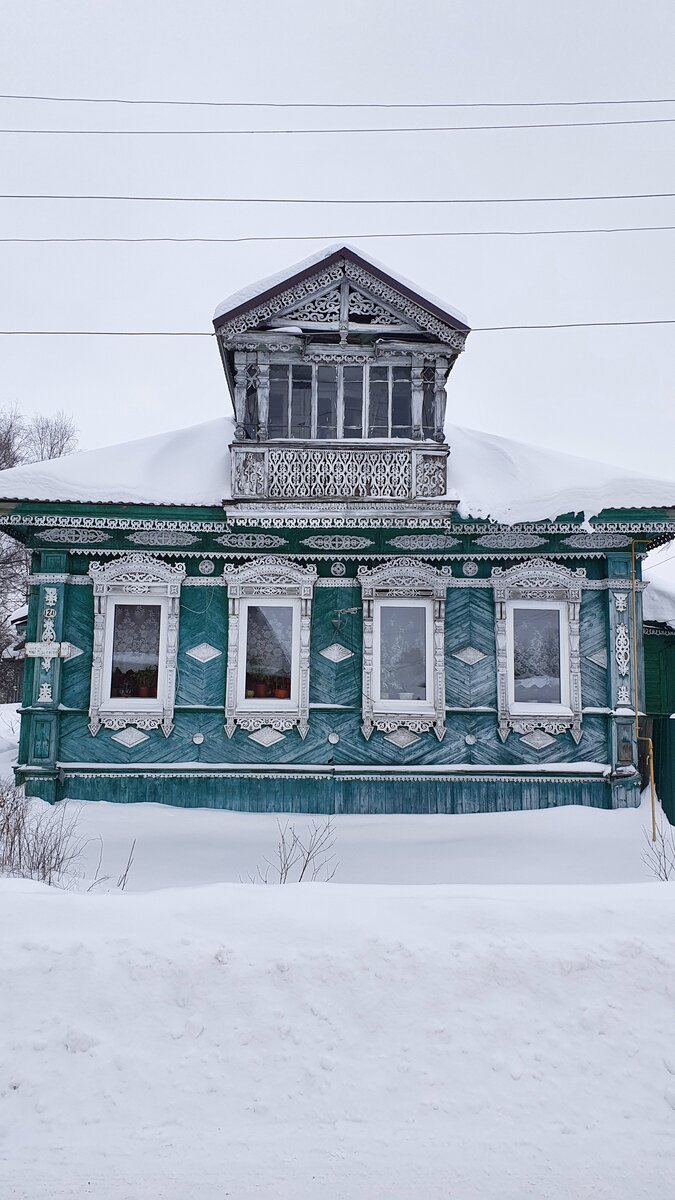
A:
[[137, 686, 150, 699], [253, 681, 268, 698], [273, 688, 290, 700]]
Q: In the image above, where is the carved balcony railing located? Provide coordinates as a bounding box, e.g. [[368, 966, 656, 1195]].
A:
[[230, 441, 448, 502]]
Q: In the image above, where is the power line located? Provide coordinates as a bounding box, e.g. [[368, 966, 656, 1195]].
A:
[[1, 189, 673, 206], [2, 226, 674, 245], [2, 92, 675, 109], [2, 117, 675, 135], [1, 320, 674, 335]]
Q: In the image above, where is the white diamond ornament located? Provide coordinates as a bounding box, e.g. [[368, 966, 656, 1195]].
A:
[[452, 646, 487, 666], [186, 643, 222, 664], [384, 728, 420, 748], [519, 730, 556, 750], [248, 727, 286, 747], [319, 643, 353, 664], [111, 727, 149, 748]]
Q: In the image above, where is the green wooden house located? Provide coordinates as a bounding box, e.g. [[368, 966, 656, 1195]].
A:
[[1, 245, 674, 814]]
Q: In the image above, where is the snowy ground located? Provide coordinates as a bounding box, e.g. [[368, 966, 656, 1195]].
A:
[[2, 704, 675, 1198]]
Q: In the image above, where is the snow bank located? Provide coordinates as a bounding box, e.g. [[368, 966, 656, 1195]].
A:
[[68, 797, 654, 890], [2, 875, 675, 1200], [1, 415, 673, 523]]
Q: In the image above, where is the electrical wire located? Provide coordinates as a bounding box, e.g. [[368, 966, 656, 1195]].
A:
[[1, 226, 672, 246], [1, 320, 674, 335], [1, 189, 673, 206], [2, 117, 675, 135], [2, 92, 675, 109]]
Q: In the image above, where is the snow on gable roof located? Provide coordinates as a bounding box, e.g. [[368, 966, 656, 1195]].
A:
[[213, 243, 470, 331], [0, 417, 674, 525], [643, 547, 675, 629]]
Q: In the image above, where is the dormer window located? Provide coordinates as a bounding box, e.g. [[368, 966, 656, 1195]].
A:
[[244, 361, 430, 442]]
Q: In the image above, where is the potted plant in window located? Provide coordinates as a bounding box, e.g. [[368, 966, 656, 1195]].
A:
[[273, 675, 290, 700], [135, 668, 157, 699]]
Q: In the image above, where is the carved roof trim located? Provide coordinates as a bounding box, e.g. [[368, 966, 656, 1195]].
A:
[[213, 246, 470, 341]]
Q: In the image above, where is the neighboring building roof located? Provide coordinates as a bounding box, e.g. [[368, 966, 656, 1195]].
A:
[[0, 417, 674, 526], [213, 243, 471, 332], [644, 548, 675, 630]]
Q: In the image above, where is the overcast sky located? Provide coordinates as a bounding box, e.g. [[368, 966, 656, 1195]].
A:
[[1, 1, 674, 478]]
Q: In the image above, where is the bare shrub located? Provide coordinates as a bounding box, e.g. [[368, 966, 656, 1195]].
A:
[[0, 781, 84, 885], [248, 818, 338, 884], [643, 816, 675, 881]]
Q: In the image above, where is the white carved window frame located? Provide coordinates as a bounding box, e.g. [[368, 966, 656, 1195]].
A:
[[88, 553, 185, 737], [359, 557, 449, 742], [492, 559, 584, 744], [224, 556, 317, 739]]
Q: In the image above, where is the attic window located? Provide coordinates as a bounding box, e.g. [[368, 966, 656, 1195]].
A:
[[259, 362, 416, 440]]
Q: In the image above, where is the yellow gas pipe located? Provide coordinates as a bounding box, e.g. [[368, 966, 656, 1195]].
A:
[[630, 540, 657, 842]]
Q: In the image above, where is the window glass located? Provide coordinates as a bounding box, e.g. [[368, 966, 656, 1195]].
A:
[[244, 382, 257, 440], [245, 604, 293, 700], [422, 366, 435, 438], [268, 365, 289, 438], [391, 366, 412, 438], [317, 366, 338, 437], [110, 604, 161, 700], [368, 366, 389, 438], [379, 605, 427, 701], [513, 608, 561, 704], [290, 364, 312, 437], [343, 366, 363, 437]]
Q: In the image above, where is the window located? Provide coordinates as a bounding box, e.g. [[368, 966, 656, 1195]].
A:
[[88, 554, 185, 737], [224, 557, 317, 738], [239, 600, 299, 706], [260, 362, 416, 441], [507, 601, 569, 711], [359, 559, 450, 741], [109, 601, 163, 701], [492, 560, 584, 744], [374, 600, 432, 706]]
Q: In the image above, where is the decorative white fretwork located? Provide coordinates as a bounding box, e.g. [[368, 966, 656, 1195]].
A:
[[37, 682, 52, 703], [282, 287, 342, 323], [230, 443, 448, 501], [475, 533, 548, 549], [463, 561, 479, 576], [358, 558, 450, 742], [301, 535, 373, 550], [215, 532, 287, 549], [198, 559, 216, 574], [562, 533, 632, 549], [616, 684, 631, 706], [387, 534, 460, 550], [126, 530, 199, 547], [185, 642, 222, 664], [612, 592, 631, 700], [319, 643, 353, 664], [492, 560, 584, 744], [87, 554, 185, 738], [348, 288, 403, 324], [36, 528, 111, 544], [223, 557, 317, 739], [331, 562, 346, 576]]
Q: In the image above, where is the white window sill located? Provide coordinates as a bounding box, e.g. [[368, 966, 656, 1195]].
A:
[[508, 704, 573, 717]]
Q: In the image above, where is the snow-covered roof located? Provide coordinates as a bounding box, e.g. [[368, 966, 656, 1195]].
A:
[[0, 418, 674, 526], [213, 243, 470, 329], [643, 546, 675, 629]]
